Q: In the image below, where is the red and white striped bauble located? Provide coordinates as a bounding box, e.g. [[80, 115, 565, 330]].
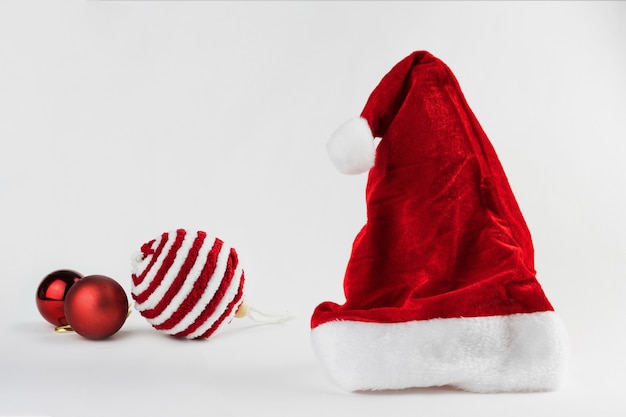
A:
[[131, 229, 245, 339]]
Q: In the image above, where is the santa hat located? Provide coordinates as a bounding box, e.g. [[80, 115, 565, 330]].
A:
[[311, 51, 569, 393]]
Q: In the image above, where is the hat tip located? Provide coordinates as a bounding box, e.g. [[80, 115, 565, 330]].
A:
[[327, 117, 375, 175]]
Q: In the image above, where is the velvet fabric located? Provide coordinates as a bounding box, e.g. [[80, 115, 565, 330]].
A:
[[311, 51, 554, 328]]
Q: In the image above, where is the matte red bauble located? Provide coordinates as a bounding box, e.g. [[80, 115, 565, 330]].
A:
[[36, 270, 83, 326], [64, 275, 128, 340]]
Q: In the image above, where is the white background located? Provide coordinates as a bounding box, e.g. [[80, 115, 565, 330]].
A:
[[1, 1, 625, 416]]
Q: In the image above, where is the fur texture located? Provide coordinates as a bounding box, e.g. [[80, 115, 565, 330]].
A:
[[311, 311, 569, 393], [326, 117, 375, 175]]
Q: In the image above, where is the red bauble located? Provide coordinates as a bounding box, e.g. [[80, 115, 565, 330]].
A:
[[36, 269, 84, 326], [64, 275, 129, 339]]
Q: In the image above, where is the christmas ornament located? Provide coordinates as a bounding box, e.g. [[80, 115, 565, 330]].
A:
[[64, 275, 129, 339], [131, 229, 245, 339], [36, 269, 83, 326], [311, 50, 568, 393]]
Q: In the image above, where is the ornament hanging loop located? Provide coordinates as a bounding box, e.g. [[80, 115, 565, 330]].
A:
[[54, 324, 74, 333], [234, 303, 249, 318], [235, 302, 294, 325]]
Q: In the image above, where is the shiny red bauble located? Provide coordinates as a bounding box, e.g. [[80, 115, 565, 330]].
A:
[[36, 269, 84, 326], [64, 275, 128, 340]]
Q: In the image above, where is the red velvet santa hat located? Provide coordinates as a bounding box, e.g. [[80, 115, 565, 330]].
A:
[[311, 51, 569, 393]]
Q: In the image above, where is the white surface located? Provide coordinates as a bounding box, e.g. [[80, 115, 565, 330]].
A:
[[0, 1, 624, 416]]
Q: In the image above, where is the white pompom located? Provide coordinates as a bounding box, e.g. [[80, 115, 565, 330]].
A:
[[327, 117, 375, 175]]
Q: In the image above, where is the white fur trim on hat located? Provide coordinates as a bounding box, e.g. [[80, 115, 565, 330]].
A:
[[311, 311, 569, 393], [327, 117, 375, 175]]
